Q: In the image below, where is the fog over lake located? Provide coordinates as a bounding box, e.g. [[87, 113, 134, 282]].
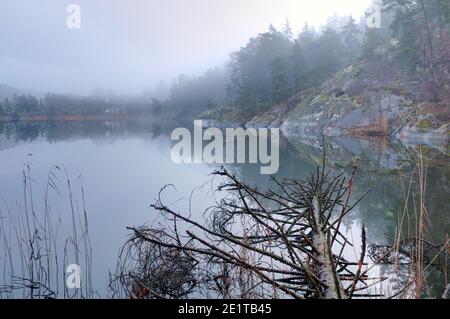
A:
[[0, 0, 449, 301]]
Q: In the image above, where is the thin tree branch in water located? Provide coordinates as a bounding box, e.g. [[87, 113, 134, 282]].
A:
[[111, 166, 387, 299]]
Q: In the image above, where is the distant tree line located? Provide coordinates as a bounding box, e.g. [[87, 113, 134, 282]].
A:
[[0, 93, 163, 118], [167, 67, 228, 116]]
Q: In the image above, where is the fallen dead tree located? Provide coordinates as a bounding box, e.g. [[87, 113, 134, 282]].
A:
[[110, 166, 386, 299]]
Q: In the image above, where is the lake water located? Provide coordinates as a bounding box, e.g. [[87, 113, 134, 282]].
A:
[[0, 118, 448, 298]]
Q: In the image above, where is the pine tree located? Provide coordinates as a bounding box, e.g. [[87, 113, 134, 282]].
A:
[[291, 40, 306, 92], [315, 28, 345, 79], [296, 23, 319, 87], [268, 24, 278, 35], [282, 18, 293, 41], [341, 16, 362, 65], [227, 24, 294, 107], [383, 0, 450, 98], [270, 57, 290, 103]]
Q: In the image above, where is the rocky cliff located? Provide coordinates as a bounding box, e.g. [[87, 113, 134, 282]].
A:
[[245, 56, 449, 146]]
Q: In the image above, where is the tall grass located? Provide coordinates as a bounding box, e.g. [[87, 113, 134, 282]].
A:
[[0, 162, 93, 299], [386, 145, 449, 298]]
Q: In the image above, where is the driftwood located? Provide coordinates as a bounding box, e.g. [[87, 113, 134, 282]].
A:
[[110, 166, 384, 299]]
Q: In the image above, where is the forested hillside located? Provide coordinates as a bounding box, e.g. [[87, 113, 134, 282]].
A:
[[170, 0, 448, 111]]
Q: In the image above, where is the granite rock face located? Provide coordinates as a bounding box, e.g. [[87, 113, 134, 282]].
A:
[[243, 61, 448, 145]]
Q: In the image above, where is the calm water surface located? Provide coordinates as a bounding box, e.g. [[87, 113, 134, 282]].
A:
[[0, 119, 448, 298]]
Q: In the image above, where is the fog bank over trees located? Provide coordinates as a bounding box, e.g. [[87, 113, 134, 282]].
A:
[[1, 0, 448, 119], [0, 0, 372, 94]]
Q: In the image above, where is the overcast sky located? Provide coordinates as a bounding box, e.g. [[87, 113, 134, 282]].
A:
[[0, 0, 372, 94]]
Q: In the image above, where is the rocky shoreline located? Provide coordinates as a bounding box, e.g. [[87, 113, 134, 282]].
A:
[[202, 61, 449, 148]]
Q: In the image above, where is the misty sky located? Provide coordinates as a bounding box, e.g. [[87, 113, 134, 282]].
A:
[[0, 0, 372, 94]]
